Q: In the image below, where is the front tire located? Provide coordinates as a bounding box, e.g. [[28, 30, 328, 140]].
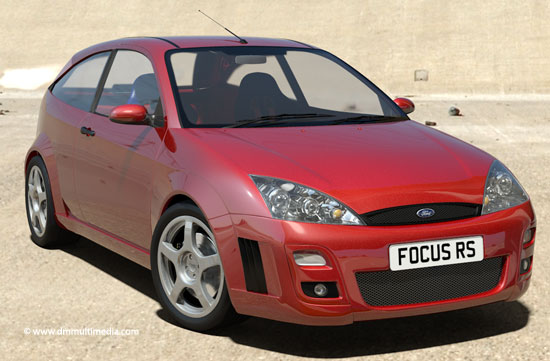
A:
[[151, 203, 240, 331], [25, 156, 79, 248]]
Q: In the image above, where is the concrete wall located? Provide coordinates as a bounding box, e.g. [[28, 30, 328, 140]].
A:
[[1, 0, 549, 95]]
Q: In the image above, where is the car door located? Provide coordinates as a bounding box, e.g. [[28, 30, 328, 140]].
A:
[[73, 50, 166, 250], [48, 51, 112, 220]]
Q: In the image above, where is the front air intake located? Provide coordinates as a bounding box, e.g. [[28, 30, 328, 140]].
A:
[[238, 238, 268, 294], [356, 257, 504, 306]]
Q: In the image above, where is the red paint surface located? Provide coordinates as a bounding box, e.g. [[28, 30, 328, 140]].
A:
[[394, 97, 415, 114], [109, 104, 148, 124], [25, 36, 536, 325]]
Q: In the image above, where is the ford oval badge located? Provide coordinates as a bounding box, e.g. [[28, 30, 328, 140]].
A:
[[416, 208, 435, 218]]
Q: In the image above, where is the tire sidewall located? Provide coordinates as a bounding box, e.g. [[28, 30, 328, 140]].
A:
[[150, 203, 233, 332]]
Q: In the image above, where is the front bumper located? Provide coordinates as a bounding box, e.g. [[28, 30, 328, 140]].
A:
[[211, 201, 535, 326]]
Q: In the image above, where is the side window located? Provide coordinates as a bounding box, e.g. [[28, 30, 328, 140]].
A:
[[51, 52, 110, 112], [96, 50, 161, 116]]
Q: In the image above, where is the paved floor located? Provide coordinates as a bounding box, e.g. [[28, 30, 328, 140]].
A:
[[1, 95, 548, 360]]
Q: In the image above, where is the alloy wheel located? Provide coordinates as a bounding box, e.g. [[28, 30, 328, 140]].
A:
[[27, 165, 48, 237], [157, 216, 224, 318]]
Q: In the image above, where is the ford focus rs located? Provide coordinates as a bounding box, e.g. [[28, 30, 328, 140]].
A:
[[25, 36, 536, 331]]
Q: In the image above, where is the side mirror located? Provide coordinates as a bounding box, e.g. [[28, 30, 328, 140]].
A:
[[394, 98, 415, 114], [109, 104, 150, 125]]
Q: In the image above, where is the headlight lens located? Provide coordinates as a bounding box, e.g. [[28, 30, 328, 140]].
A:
[[482, 160, 528, 215], [250, 175, 364, 225]]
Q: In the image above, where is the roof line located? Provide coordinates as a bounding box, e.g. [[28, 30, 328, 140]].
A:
[[150, 37, 181, 48], [287, 39, 314, 48]]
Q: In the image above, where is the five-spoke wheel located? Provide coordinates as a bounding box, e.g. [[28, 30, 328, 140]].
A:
[[151, 203, 241, 331], [157, 216, 223, 318], [25, 156, 79, 248], [27, 165, 48, 237]]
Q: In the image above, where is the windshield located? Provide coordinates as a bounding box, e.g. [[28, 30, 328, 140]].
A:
[[167, 47, 406, 128]]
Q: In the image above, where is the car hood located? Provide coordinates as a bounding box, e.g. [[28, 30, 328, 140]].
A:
[[186, 120, 493, 214]]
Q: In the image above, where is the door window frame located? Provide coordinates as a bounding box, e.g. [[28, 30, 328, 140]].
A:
[[51, 48, 166, 127], [49, 50, 114, 112], [90, 49, 166, 126]]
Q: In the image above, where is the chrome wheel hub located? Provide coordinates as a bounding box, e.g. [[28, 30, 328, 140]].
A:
[[157, 215, 223, 318], [27, 165, 47, 237], [183, 253, 199, 280]]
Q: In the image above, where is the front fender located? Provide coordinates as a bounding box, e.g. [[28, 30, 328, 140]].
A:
[[151, 171, 231, 233]]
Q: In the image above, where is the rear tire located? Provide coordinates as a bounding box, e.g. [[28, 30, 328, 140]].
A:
[[151, 202, 242, 332], [25, 156, 79, 248]]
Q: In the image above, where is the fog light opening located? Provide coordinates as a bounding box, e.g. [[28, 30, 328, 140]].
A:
[[520, 257, 532, 274], [301, 282, 339, 298], [313, 283, 328, 297], [294, 252, 327, 266]]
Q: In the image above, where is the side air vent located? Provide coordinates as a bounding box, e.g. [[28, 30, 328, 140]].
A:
[[238, 238, 268, 294]]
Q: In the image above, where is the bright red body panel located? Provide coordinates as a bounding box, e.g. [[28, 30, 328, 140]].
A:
[[26, 36, 536, 326]]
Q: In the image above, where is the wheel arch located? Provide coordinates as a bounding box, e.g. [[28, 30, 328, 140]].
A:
[[153, 172, 231, 233], [161, 194, 198, 213], [25, 150, 41, 172]]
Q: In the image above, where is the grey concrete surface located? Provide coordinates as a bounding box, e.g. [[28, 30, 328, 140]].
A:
[[1, 1, 550, 94], [0, 95, 549, 360]]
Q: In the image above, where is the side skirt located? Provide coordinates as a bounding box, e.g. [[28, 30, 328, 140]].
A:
[[56, 212, 151, 269]]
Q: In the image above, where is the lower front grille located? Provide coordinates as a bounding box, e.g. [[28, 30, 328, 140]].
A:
[[356, 257, 504, 306]]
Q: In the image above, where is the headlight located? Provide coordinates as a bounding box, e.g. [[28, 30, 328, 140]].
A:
[[250, 175, 364, 225], [482, 160, 528, 215]]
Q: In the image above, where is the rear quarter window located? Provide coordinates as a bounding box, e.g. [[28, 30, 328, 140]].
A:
[[51, 52, 110, 112]]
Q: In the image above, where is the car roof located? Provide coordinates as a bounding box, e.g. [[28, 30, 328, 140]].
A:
[[76, 36, 313, 59], [58, 36, 315, 78], [157, 36, 314, 49]]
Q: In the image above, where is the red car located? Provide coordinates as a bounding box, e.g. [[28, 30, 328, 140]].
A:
[[25, 36, 536, 331]]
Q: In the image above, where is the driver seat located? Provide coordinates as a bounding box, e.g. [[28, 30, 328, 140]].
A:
[[234, 72, 288, 120], [127, 73, 160, 113]]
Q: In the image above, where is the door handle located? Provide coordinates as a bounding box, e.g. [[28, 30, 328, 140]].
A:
[[80, 127, 95, 137]]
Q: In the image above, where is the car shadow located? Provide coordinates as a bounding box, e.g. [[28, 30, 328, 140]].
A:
[[61, 237, 530, 358], [215, 301, 530, 358], [60, 236, 157, 300]]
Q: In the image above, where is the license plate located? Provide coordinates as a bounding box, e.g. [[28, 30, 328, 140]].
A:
[[389, 236, 484, 271]]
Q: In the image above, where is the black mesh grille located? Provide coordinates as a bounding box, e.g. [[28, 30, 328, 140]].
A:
[[355, 257, 503, 306], [361, 203, 481, 226]]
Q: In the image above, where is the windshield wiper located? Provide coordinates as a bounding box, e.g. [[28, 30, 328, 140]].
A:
[[224, 113, 333, 128], [327, 115, 408, 125]]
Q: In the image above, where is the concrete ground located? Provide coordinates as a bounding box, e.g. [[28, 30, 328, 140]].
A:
[[0, 95, 548, 360]]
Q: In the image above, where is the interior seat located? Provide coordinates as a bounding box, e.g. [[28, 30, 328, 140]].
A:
[[234, 72, 290, 121], [127, 73, 160, 113], [182, 52, 238, 125]]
